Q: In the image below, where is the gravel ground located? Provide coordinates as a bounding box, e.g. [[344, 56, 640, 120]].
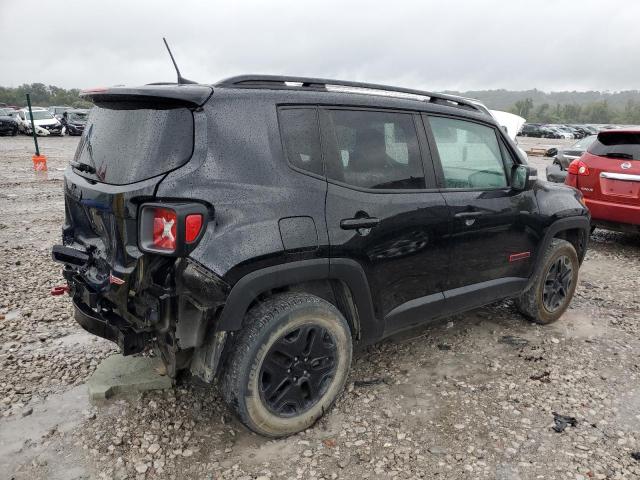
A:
[[1, 135, 639, 480]]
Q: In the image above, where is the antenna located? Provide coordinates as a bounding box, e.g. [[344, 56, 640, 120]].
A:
[[163, 37, 197, 85]]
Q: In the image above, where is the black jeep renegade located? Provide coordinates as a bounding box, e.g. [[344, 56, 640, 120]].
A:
[[53, 75, 590, 437]]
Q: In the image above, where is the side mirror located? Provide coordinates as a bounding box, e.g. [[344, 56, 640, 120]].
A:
[[511, 164, 537, 191]]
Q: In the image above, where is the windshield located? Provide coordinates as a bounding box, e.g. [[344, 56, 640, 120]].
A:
[[73, 105, 194, 185], [571, 135, 597, 150], [26, 110, 54, 121], [588, 131, 640, 161], [68, 112, 88, 122]]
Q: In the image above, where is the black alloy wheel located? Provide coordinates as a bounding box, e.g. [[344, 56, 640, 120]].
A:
[[515, 238, 579, 324], [221, 292, 352, 437], [542, 255, 573, 313], [259, 324, 337, 417]]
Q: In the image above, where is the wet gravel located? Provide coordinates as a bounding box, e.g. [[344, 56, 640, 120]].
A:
[[1, 135, 639, 480]]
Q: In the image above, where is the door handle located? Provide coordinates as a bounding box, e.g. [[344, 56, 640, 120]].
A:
[[454, 211, 487, 219], [340, 217, 380, 230]]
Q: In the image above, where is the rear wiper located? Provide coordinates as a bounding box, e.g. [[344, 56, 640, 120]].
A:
[[70, 161, 96, 174], [603, 152, 633, 159]]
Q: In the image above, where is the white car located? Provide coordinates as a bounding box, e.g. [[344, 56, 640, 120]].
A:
[[488, 109, 529, 162], [16, 108, 64, 136], [461, 98, 529, 162]]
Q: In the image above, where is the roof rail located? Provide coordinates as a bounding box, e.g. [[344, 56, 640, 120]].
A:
[[215, 75, 484, 113]]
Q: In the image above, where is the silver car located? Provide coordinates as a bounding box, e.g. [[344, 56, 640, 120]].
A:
[[554, 135, 597, 169]]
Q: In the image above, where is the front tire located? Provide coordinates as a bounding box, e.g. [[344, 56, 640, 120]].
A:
[[221, 292, 352, 437], [516, 238, 579, 324]]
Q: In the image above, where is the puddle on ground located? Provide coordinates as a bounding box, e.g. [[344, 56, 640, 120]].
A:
[[553, 309, 609, 339], [54, 331, 102, 348], [234, 434, 299, 466], [614, 388, 640, 433], [0, 384, 90, 474]]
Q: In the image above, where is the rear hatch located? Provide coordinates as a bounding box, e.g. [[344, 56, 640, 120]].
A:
[[578, 130, 640, 206], [60, 85, 212, 306]]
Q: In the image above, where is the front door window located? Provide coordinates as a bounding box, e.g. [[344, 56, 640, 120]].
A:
[[429, 116, 508, 189]]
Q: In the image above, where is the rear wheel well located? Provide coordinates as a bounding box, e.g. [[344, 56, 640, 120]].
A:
[[245, 279, 361, 341], [553, 228, 587, 263]]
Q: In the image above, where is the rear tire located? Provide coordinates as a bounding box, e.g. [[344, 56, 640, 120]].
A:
[[221, 292, 352, 437], [516, 238, 579, 324]]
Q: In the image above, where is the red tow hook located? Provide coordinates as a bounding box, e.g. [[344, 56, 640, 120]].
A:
[[51, 285, 70, 296]]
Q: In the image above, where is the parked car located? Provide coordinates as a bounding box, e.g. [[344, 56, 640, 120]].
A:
[[60, 109, 89, 135], [519, 123, 546, 137], [520, 123, 608, 139], [546, 126, 573, 140], [555, 135, 598, 170], [519, 124, 565, 139], [547, 125, 575, 139], [566, 129, 640, 233], [52, 76, 590, 437], [487, 109, 528, 161], [0, 108, 19, 136], [546, 135, 598, 183], [567, 126, 586, 139], [48, 105, 73, 119], [16, 108, 64, 136], [566, 125, 592, 138]]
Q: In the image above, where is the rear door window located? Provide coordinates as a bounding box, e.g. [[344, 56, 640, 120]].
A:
[[278, 108, 324, 176], [588, 131, 640, 161], [73, 105, 194, 185], [428, 116, 508, 189], [324, 109, 425, 190]]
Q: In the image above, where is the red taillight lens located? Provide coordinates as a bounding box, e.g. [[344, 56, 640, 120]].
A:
[[139, 203, 207, 256], [567, 159, 590, 176], [185, 214, 203, 243], [152, 208, 177, 251]]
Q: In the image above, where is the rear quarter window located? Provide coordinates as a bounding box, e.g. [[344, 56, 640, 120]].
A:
[[278, 108, 324, 176]]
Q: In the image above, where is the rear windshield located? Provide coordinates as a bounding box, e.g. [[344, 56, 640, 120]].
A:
[[73, 105, 194, 185], [27, 110, 54, 120], [68, 112, 88, 122], [588, 131, 640, 161], [572, 135, 597, 151]]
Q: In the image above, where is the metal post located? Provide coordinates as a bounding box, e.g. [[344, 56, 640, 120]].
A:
[[26, 93, 40, 156]]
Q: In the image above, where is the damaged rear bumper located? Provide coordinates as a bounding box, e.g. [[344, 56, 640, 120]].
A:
[[54, 242, 231, 379], [74, 298, 149, 355]]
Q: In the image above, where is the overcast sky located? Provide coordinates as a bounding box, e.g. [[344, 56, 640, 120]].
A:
[[1, 0, 639, 92]]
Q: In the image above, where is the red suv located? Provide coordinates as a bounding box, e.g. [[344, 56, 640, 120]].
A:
[[566, 129, 640, 233]]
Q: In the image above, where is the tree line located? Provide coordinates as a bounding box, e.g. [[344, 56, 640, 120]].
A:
[[508, 98, 640, 124], [0, 83, 93, 108], [2, 83, 639, 124]]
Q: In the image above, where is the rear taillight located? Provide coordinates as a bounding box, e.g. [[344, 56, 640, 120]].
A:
[[185, 214, 203, 243], [152, 208, 177, 251], [139, 203, 208, 256], [567, 159, 590, 176]]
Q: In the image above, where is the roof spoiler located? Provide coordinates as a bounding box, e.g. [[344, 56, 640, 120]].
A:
[[80, 84, 213, 108]]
